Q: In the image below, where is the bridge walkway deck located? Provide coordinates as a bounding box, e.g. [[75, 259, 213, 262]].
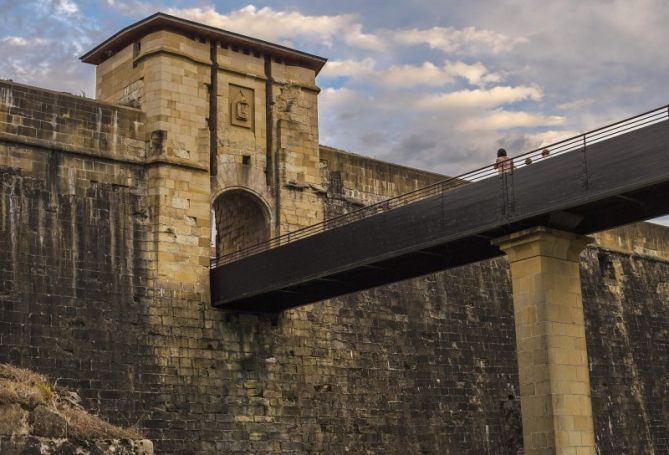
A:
[[211, 107, 669, 312]]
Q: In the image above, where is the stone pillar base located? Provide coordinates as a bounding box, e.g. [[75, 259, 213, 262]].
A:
[[493, 227, 596, 455]]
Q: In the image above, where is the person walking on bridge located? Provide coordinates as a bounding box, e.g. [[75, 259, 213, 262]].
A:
[[494, 148, 514, 173]]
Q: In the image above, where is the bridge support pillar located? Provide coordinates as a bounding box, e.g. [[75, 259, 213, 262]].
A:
[[493, 227, 595, 455]]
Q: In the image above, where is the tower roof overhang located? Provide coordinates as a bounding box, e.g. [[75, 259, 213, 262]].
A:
[[80, 12, 328, 74]]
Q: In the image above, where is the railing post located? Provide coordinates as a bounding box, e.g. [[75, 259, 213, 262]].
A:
[[498, 166, 508, 217], [581, 134, 589, 189], [508, 164, 515, 214]]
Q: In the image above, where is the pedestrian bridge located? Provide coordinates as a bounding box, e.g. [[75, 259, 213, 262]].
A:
[[211, 106, 669, 313]]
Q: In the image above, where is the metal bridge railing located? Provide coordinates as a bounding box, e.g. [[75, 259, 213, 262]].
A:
[[212, 104, 669, 267]]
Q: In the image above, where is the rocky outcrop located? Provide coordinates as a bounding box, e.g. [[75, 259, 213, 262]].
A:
[[0, 365, 152, 455]]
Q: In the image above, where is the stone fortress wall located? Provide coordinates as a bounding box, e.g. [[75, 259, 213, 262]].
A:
[[1, 14, 669, 454]]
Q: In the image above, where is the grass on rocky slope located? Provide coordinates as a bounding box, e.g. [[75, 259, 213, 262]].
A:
[[0, 364, 142, 440]]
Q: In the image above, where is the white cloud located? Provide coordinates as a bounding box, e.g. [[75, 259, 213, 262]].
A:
[[55, 0, 78, 15], [0, 0, 96, 95], [342, 23, 385, 51], [416, 85, 542, 110], [376, 61, 500, 88], [460, 110, 565, 131], [393, 26, 527, 54], [1, 36, 49, 46], [525, 129, 581, 148], [102, 0, 155, 15], [378, 62, 446, 87], [558, 98, 596, 111], [319, 58, 376, 79], [165, 5, 383, 50], [320, 59, 501, 89], [1, 36, 29, 46], [319, 87, 359, 109], [443, 61, 501, 86]]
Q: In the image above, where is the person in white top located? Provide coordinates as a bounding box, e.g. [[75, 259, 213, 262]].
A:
[[494, 148, 514, 173]]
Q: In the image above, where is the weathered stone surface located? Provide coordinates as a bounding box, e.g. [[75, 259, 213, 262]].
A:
[[0, 80, 145, 163], [214, 189, 270, 257], [30, 406, 67, 438], [319, 144, 446, 216], [582, 247, 669, 453], [0, 436, 153, 455], [0, 404, 29, 436]]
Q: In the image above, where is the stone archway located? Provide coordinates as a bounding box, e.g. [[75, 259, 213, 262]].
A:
[[212, 189, 271, 258]]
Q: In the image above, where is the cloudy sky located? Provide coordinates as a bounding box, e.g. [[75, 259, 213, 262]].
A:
[[2, 0, 669, 224]]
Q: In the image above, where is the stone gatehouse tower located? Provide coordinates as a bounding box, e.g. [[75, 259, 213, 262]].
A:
[[82, 12, 327, 289], [2, 11, 669, 455]]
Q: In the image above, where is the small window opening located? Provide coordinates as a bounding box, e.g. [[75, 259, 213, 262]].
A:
[[242, 155, 251, 165]]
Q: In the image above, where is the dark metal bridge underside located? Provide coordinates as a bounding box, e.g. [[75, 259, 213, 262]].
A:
[[211, 118, 669, 313]]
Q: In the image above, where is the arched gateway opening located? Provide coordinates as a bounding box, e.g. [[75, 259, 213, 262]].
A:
[[212, 189, 271, 259]]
